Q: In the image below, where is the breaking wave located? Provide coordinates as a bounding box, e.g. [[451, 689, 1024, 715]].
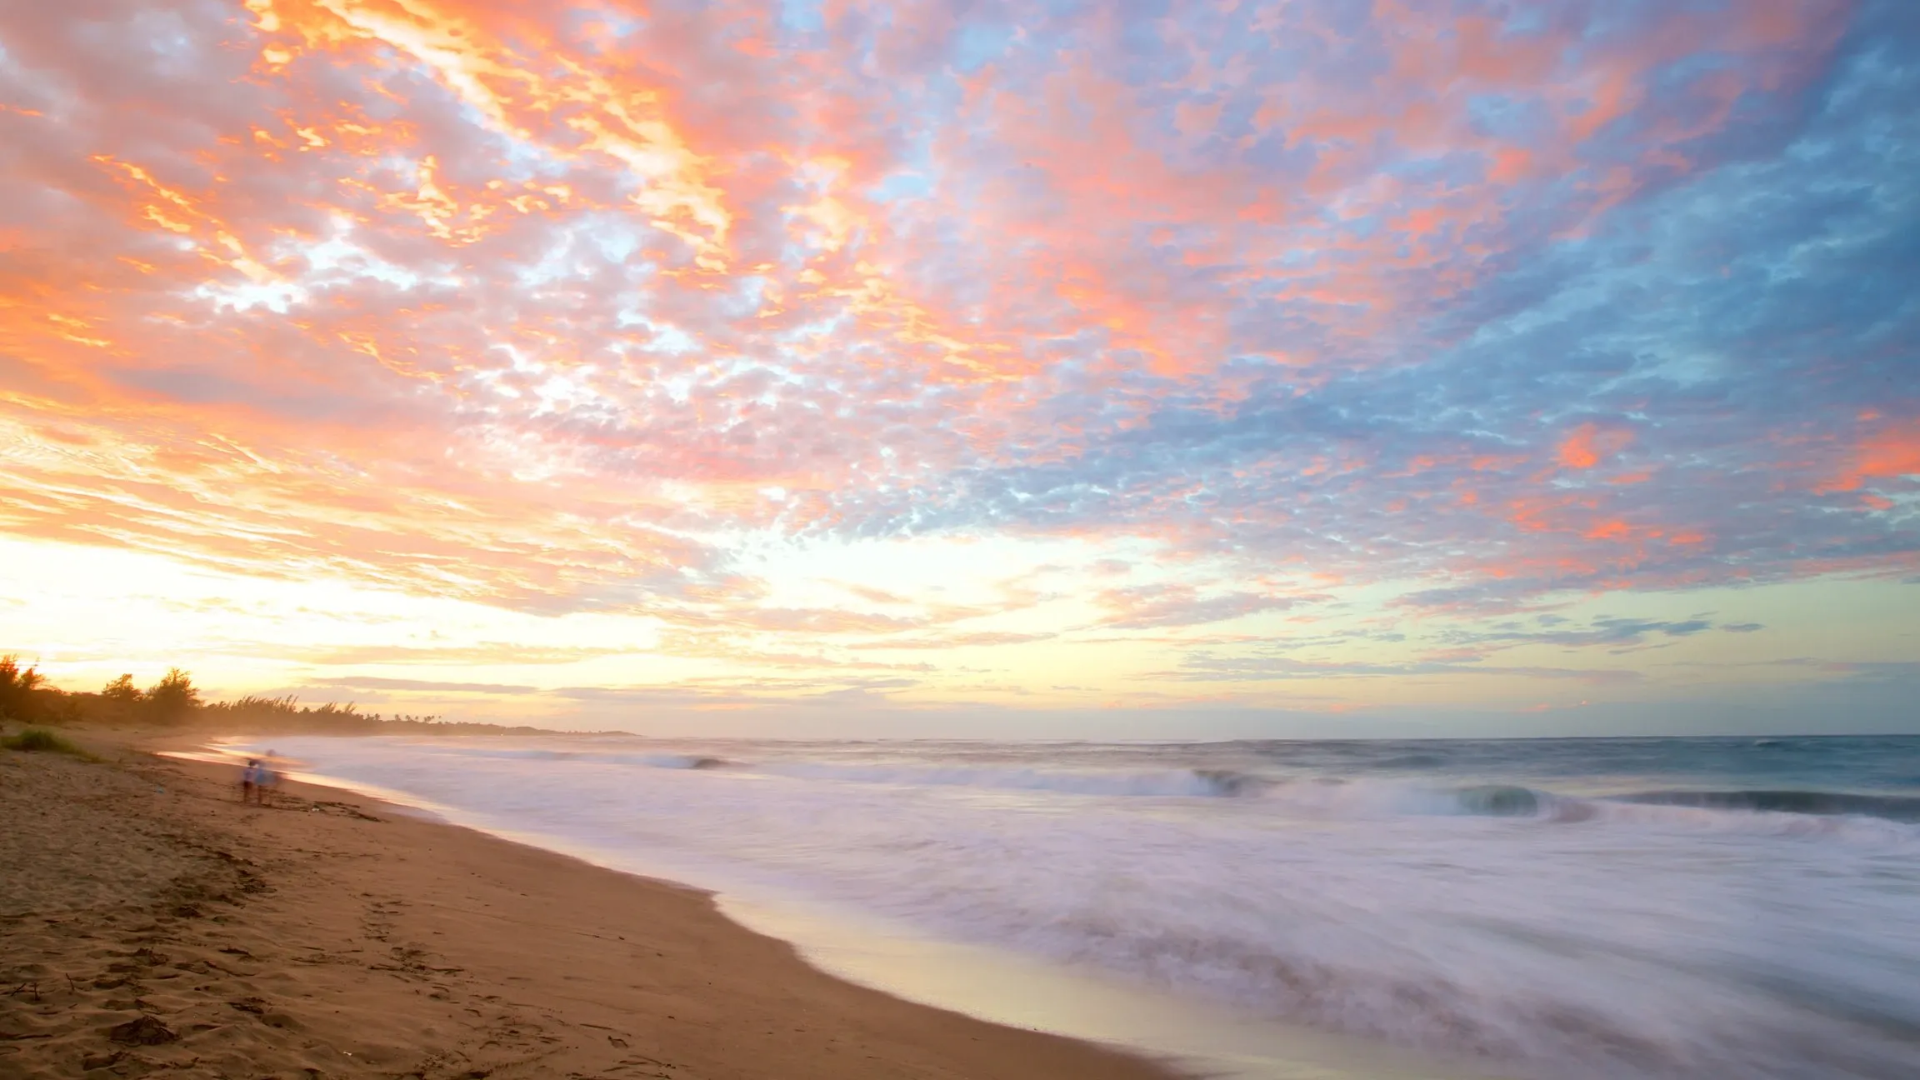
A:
[[634, 754, 731, 770], [243, 734, 1920, 1079], [752, 760, 1269, 797], [666, 758, 1920, 833], [1611, 789, 1920, 822]]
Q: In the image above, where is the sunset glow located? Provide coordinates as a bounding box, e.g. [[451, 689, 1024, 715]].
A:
[[2, 0, 1914, 735]]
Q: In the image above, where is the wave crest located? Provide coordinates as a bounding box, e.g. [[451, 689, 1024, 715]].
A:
[[634, 754, 731, 771], [755, 761, 1267, 798], [1612, 789, 1920, 822]]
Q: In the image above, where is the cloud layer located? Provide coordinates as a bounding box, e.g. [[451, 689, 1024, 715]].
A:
[[1, 0, 1915, 729]]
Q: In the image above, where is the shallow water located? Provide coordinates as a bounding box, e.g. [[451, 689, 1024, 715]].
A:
[[228, 734, 1920, 1080]]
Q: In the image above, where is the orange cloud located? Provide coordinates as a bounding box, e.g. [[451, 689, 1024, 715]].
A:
[[1558, 424, 1634, 470], [1836, 426, 1920, 490]]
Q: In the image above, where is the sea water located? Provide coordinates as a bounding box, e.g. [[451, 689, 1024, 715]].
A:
[[231, 734, 1920, 1079]]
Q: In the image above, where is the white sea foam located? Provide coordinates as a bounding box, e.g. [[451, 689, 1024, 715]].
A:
[[245, 735, 1920, 1080], [752, 759, 1258, 797]]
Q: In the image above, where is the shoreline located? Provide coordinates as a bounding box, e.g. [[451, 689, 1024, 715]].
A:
[[1, 726, 1186, 1079], [181, 731, 1509, 1080]]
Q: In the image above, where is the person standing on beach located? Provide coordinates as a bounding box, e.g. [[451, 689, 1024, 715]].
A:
[[240, 758, 265, 805]]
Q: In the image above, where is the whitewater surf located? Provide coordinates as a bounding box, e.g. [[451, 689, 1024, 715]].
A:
[[225, 734, 1920, 1080]]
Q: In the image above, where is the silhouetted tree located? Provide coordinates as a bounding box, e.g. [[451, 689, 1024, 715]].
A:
[[102, 673, 141, 704], [0, 655, 45, 722], [145, 668, 200, 724]]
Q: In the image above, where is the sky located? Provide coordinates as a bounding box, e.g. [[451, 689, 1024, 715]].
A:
[[0, 0, 1915, 739]]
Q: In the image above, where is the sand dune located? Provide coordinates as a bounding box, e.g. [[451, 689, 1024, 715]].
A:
[[0, 730, 1178, 1079]]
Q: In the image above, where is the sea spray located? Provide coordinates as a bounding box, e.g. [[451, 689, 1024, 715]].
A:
[[248, 734, 1920, 1080]]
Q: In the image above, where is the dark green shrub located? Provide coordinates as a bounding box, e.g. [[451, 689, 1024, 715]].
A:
[[2, 727, 90, 757]]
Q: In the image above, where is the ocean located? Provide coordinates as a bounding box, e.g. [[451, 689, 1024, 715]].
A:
[[226, 734, 1920, 1080]]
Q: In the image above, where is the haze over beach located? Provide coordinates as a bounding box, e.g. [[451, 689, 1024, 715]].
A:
[[3, 1, 1920, 1079]]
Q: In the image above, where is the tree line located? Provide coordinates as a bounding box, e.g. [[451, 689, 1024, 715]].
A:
[[0, 655, 558, 736], [2, 656, 203, 725], [0, 655, 444, 733]]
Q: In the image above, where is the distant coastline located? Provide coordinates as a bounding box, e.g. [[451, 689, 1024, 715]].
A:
[[0, 653, 616, 738]]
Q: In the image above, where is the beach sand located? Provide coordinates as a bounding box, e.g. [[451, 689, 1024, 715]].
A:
[[0, 730, 1181, 1080]]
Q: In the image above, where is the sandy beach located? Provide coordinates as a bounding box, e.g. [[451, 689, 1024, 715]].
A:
[[0, 730, 1181, 1080]]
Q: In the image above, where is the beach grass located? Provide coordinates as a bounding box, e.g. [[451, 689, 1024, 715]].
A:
[[2, 726, 95, 759]]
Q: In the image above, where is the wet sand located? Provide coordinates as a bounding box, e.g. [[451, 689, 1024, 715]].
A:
[[0, 729, 1182, 1079]]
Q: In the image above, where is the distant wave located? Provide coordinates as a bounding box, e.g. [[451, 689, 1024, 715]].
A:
[[1368, 752, 1450, 769], [1448, 784, 1554, 816], [754, 761, 1268, 798], [614, 757, 1920, 827], [399, 740, 1920, 829], [1405, 785, 1920, 834], [430, 748, 733, 771], [406, 744, 582, 762], [632, 754, 731, 771], [1612, 789, 1920, 823], [1275, 782, 1920, 832], [1269, 782, 1604, 823]]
